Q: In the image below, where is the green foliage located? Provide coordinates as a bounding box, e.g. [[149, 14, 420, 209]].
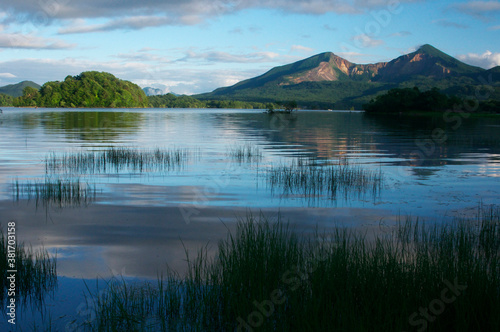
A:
[[148, 93, 205, 108], [477, 99, 500, 113], [0, 93, 13, 106], [197, 80, 390, 110], [363, 87, 462, 113], [148, 93, 271, 109], [204, 99, 269, 109], [13, 72, 148, 108], [282, 100, 298, 112]]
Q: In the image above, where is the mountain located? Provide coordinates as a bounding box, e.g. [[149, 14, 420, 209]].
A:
[[196, 44, 497, 109], [0, 81, 41, 97], [373, 44, 483, 82]]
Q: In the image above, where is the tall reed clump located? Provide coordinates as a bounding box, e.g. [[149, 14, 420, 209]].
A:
[[267, 159, 383, 200], [45, 147, 190, 174], [82, 206, 499, 331], [0, 227, 57, 307], [13, 178, 97, 208], [227, 144, 263, 164]]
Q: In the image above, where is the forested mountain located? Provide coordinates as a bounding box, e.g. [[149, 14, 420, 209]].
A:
[[196, 44, 500, 109], [13, 72, 148, 108]]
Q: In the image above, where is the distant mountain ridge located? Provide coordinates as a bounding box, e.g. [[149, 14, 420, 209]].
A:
[[0, 81, 41, 97], [197, 44, 499, 109]]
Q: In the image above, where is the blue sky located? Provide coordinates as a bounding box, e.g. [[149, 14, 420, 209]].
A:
[[0, 0, 499, 94]]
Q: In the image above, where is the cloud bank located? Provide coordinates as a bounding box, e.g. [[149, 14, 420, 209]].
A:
[[0, 33, 75, 49], [458, 50, 500, 69], [451, 1, 500, 20], [2, 0, 419, 33]]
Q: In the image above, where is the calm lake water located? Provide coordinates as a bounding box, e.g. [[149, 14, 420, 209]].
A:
[[1, 107, 500, 329]]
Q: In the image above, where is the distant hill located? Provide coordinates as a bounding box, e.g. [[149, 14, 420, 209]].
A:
[[196, 44, 499, 109], [0, 81, 41, 97]]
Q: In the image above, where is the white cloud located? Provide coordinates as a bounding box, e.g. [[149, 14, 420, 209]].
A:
[[0, 33, 75, 49], [0, 54, 282, 94], [178, 50, 288, 63], [0, 73, 16, 78], [390, 31, 412, 37], [114, 52, 172, 63], [457, 50, 500, 69], [351, 34, 384, 48], [290, 45, 314, 53], [452, 1, 500, 20], [3, 0, 419, 31], [58, 16, 189, 34], [432, 19, 469, 29]]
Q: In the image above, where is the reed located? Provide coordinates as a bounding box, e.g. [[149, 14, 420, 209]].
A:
[[81, 206, 500, 331], [227, 144, 263, 163], [267, 159, 383, 200], [13, 178, 97, 207], [45, 147, 190, 174], [0, 227, 57, 308]]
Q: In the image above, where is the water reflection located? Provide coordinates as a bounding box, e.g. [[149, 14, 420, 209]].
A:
[[1, 109, 500, 251], [2, 108, 500, 330], [0, 110, 145, 141]]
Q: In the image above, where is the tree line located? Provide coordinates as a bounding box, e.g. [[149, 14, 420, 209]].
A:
[[148, 94, 272, 109], [363, 87, 500, 113]]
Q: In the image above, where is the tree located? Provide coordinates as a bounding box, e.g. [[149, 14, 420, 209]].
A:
[[0, 93, 13, 106], [283, 100, 298, 113]]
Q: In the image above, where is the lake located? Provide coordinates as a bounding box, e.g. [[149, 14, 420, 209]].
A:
[[1, 107, 499, 329]]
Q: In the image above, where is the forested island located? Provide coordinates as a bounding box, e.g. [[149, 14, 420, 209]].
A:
[[11, 72, 149, 108]]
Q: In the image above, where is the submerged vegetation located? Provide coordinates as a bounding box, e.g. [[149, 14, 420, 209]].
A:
[[227, 144, 263, 163], [45, 147, 190, 175], [13, 178, 97, 207], [79, 207, 499, 331], [0, 226, 57, 307], [267, 159, 383, 200]]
